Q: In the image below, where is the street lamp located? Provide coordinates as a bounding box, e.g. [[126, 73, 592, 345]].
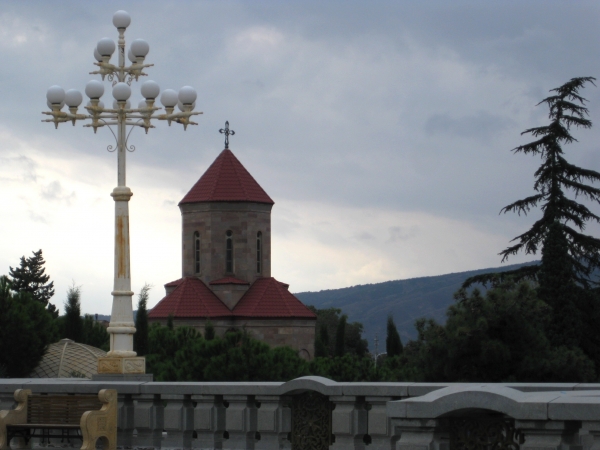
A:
[[42, 10, 202, 376]]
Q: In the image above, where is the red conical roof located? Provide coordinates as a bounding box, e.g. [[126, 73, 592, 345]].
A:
[[233, 277, 317, 319], [179, 149, 274, 205], [148, 277, 233, 319]]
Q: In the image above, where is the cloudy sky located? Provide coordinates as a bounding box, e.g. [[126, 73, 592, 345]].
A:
[[2, 1, 600, 316]]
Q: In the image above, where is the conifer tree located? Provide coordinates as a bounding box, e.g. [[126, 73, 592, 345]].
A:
[[386, 315, 403, 357], [334, 315, 347, 357], [63, 284, 83, 342], [134, 284, 151, 356], [9, 249, 57, 317], [464, 77, 600, 288], [0, 276, 56, 377], [315, 324, 330, 357]]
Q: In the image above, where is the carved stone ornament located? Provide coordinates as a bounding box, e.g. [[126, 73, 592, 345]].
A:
[[450, 416, 524, 450], [291, 391, 331, 450]]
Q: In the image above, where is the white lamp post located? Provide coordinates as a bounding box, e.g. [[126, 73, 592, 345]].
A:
[[42, 10, 202, 376]]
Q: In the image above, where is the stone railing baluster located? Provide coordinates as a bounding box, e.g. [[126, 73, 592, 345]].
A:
[[330, 395, 368, 449], [118, 393, 135, 448], [255, 395, 291, 449], [134, 393, 164, 449], [517, 420, 582, 450], [224, 394, 258, 450], [162, 394, 194, 449], [192, 394, 227, 449], [366, 396, 397, 450]]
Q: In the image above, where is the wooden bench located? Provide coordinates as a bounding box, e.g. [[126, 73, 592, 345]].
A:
[[0, 389, 117, 450]]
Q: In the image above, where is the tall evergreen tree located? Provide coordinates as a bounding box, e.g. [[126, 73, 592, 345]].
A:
[[0, 276, 56, 377], [315, 324, 330, 357], [386, 315, 403, 357], [9, 249, 57, 317], [204, 320, 215, 340], [334, 315, 347, 357], [134, 283, 151, 356], [63, 284, 83, 342], [464, 77, 600, 289]]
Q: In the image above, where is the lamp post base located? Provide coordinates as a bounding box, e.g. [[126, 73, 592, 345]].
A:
[[97, 356, 146, 374]]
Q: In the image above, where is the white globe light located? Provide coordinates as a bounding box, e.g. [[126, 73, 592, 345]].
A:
[[85, 80, 105, 99], [178, 86, 197, 105], [47, 100, 64, 110], [113, 99, 131, 109], [160, 89, 178, 107], [141, 80, 160, 99], [112, 82, 131, 101], [130, 39, 150, 57], [112, 10, 131, 29], [178, 100, 196, 111], [64, 89, 83, 107], [128, 49, 136, 63], [87, 100, 105, 109], [138, 100, 148, 109], [97, 38, 116, 57], [94, 48, 102, 62], [46, 85, 65, 104]]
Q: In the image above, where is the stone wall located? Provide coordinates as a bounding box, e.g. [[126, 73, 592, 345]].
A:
[[180, 202, 272, 284], [3, 377, 600, 450], [150, 317, 316, 359]]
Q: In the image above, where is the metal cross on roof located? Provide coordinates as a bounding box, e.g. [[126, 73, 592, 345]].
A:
[[219, 121, 235, 149]]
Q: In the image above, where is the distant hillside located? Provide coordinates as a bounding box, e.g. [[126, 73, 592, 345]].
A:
[[294, 261, 538, 349]]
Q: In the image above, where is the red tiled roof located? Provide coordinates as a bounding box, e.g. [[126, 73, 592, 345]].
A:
[[210, 277, 250, 285], [233, 277, 317, 319], [179, 149, 274, 205], [149, 277, 233, 319], [164, 278, 183, 287]]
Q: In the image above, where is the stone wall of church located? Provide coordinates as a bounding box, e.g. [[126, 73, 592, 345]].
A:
[[152, 317, 316, 360], [180, 202, 272, 284]]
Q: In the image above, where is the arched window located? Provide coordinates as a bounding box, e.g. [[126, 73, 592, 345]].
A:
[[194, 231, 200, 274], [226, 230, 233, 273], [256, 231, 262, 274]]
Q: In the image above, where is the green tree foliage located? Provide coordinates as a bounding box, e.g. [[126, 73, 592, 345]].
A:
[[204, 320, 215, 340], [146, 324, 310, 381], [63, 283, 83, 342], [0, 276, 57, 377], [464, 77, 600, 289], [9, 249, 58, 318], [386, 315, 403, 357], [81, 315, 109, 351], [334, 315, 347, 357], [308, 306, 368, 357], [134, 283, 151, 356], [404, 281, 595, 382]]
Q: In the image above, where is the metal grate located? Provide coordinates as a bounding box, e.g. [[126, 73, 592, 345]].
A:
[[291, 391, 332, 450], [449, 416, 524, 450], [27, 395, 102, 425]]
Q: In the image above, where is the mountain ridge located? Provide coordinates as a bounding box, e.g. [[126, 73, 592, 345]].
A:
[[294, 261, 539, 348]]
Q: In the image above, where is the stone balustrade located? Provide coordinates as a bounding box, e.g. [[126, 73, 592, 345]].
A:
[[1, 377, 600, 449]]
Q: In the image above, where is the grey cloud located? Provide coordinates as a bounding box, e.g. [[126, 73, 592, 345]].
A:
[[354, 231, 376, 241], [28, 211, 48, 224], [0, 155, 38, 182], [40, 181, 75, 205], [388, 226, 419, 243], [424, 111, 514, 140]]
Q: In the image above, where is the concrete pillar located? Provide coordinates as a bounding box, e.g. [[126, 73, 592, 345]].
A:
[[580, 421, 600, 450]]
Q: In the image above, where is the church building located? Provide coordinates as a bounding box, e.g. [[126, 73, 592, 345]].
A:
[[148, 137, 317, 359]]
